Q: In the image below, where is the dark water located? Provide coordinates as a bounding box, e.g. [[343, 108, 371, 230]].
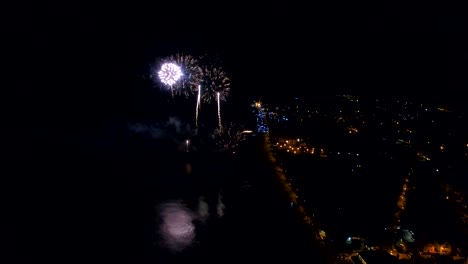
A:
[[13, 128, 325, 263], [147, 136, 326, 263]]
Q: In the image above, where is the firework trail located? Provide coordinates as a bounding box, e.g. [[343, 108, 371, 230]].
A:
[[217, 92, 222, 129], [196, 85, 202, 128]]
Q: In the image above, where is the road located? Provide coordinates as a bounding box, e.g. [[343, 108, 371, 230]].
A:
[[263, 134, 329, 244]]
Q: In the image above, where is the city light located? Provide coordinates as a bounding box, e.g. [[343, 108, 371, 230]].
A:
[[257, 96, 467, 259]]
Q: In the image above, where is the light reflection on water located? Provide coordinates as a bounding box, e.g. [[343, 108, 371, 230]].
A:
[[157, 201, 196, 252], [197, 196, 209, 223], [157, 192, 226, 252], [217, 191, 225, 218]]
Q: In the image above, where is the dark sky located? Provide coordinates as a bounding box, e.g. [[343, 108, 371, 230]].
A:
[[8, 2, 467, 124]]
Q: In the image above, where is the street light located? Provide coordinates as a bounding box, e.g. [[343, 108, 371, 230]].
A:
[[186, 139, 190, 152]]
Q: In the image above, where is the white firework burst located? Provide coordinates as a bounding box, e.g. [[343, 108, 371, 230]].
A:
[[158, 63, 182, 86]]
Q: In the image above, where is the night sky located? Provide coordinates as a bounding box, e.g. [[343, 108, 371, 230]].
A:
[[8, 2, 467, 126], [6, 3, 468, 262]]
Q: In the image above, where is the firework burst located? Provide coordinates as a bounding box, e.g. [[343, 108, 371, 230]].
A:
[[161, 53, 203, 97], [158, 63, 182, 86], [201, 66, 230, 104], [212, 122, 246, 151], [200, 65, 230, 129], [157, 62, 182, 98]]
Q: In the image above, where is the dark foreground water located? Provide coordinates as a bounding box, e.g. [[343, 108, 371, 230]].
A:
[[13, 128, 326, 263]]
